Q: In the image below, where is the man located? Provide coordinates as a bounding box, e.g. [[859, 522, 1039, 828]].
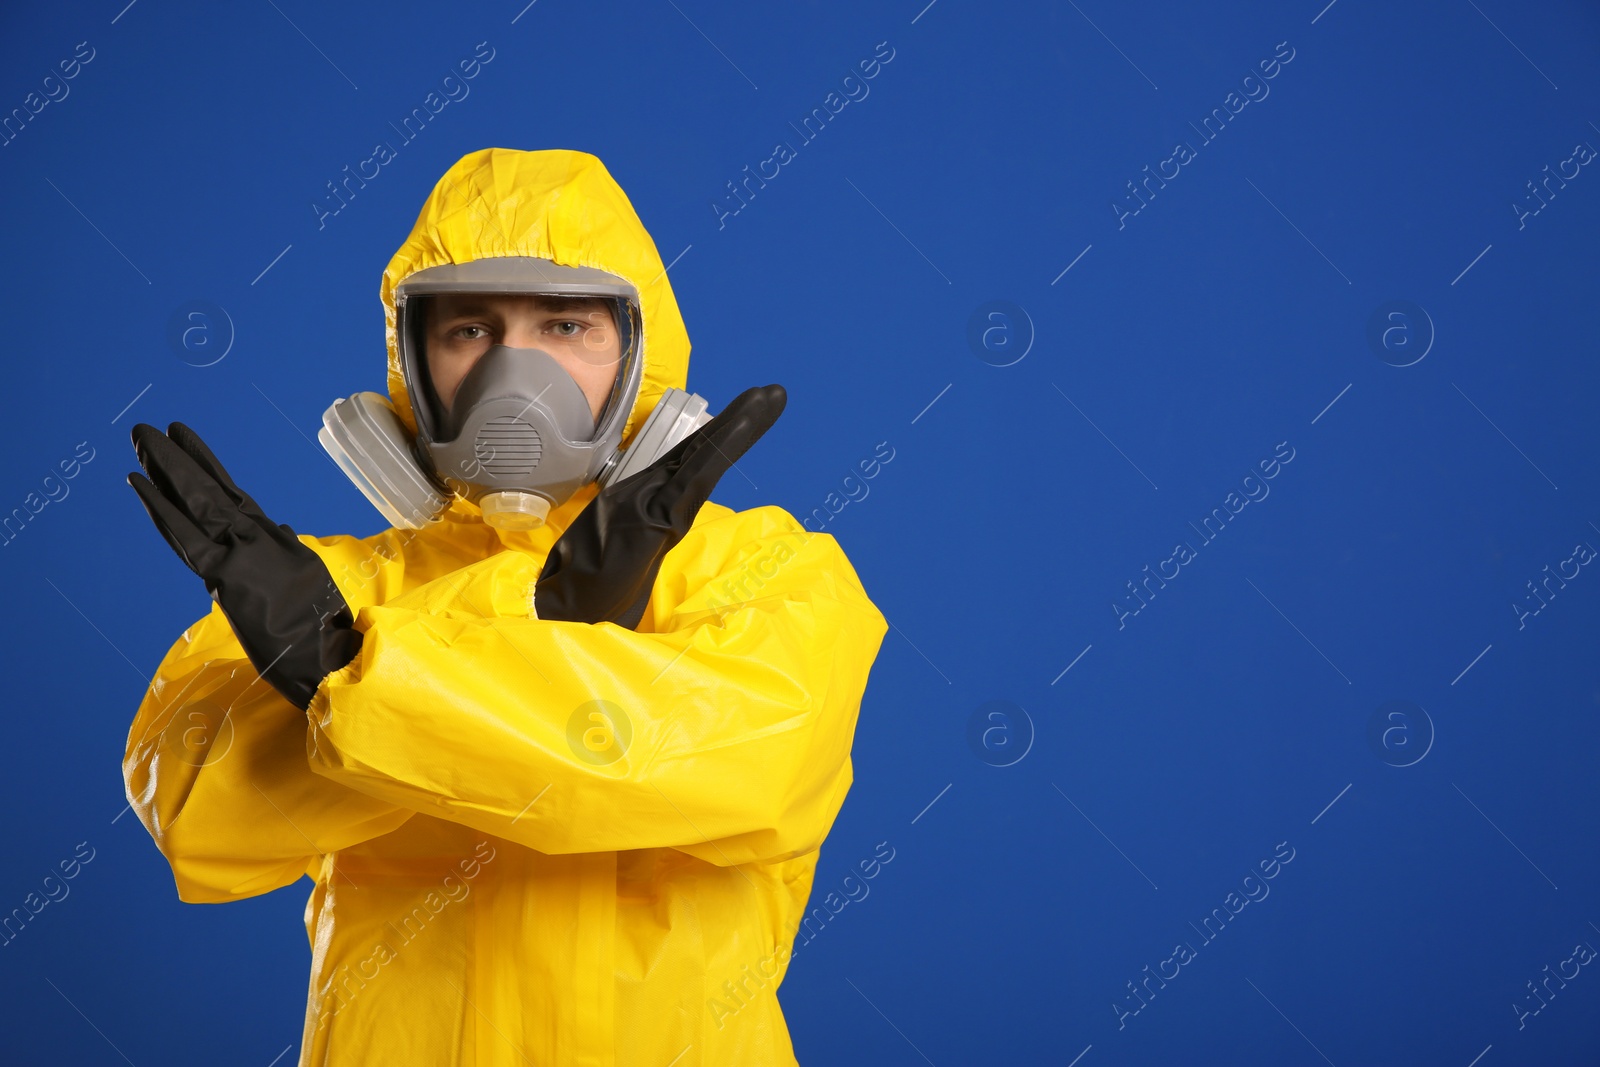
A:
[[122, 147, 887, 1065]]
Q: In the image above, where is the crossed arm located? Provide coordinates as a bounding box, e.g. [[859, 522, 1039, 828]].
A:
[[124, 506, 887, 902]]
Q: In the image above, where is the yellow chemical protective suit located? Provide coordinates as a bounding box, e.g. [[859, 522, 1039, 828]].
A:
[[123, 147, 888, 1066]]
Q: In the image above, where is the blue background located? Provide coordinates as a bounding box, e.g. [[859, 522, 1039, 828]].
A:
[[2, 0, 1597, 1063]]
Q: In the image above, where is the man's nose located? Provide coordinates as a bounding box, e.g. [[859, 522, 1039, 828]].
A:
[[501, 324, 542, 350]]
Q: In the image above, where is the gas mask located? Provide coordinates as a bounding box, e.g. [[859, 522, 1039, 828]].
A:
[[319, 257, 711, 530]]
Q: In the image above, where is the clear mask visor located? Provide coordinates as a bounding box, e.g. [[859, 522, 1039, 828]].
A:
[[393, 257, 644, 449], [407, 292, 639, 443]]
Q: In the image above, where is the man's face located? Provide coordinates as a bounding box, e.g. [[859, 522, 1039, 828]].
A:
[[423, 293, 623, 424]]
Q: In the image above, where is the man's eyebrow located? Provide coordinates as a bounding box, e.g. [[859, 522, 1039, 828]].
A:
[[531, 295, 611, 313], [430, 299, 495, 319], [430, 295, 609, 319]]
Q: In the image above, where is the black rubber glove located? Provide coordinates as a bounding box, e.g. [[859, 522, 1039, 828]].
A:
[[127, 422, 362, 711], [535, 383, 787, 628]]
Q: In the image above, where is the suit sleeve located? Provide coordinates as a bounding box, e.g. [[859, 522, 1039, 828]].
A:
[[123, 534, 417, 904], [304, 504, 888, 867]]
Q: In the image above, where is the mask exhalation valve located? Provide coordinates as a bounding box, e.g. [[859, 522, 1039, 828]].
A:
[[479, 489, 552, 530]]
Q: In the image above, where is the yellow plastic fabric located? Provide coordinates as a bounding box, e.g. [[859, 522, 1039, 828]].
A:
[[123, 148, 888, 1066]]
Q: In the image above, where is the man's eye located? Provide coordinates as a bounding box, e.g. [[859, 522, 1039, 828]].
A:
[[552, 320, 584, 338], [453, 325, 488, 340]]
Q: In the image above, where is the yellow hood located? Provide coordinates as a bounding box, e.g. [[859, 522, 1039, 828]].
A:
[[380, 148, 689, 448]]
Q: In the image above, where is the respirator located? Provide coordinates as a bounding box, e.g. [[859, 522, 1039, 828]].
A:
[[318, 257, 711, 530]]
